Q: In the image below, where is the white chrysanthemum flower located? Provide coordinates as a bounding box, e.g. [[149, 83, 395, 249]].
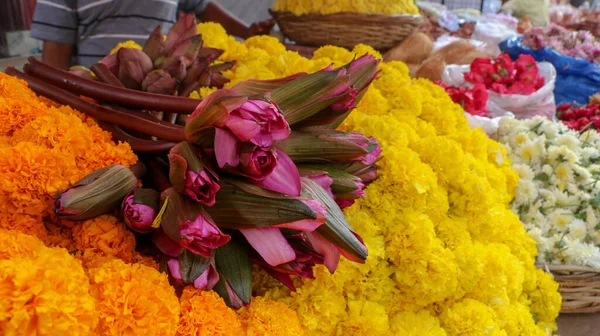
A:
[[568, 219, 588, 241], [555, 162, 575, 183], [515, 180, 538, 205], [586, 206, 598, 231], [547, 209, 573, 229], [580, 147, 599, 163], [541, 164, 554, 177], [581, 130, 600, 145], [538, 189, 558, 208], [512, 163, 535, 180], [555, 134, 580, 151], [547, 145, 578, 164], [562, 240, 600, 270]]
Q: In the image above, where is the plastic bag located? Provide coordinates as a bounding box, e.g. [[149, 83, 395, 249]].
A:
[[465, 112, 514, 136], [442, 62, 557, 120], [500, 36, 600, 105], [471, 19, 518, 56], [433, 34, 489, 54]]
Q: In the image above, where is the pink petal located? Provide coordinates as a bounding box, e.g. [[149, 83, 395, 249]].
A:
[[225, 280, 245, 308], [167, 259, 183, 283], [152, 229, 184, 257], [240, 227, 296, 267], [214, 128, 241, 168], [225, 114, 261, 142], [337, 231, 368, 263], [253, 150, 301, 196], [193, 264, 220, 290], [307, 232, 341, 273]]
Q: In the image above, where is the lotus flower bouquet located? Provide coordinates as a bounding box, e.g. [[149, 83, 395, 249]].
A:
[[37, 49, 381, 307]]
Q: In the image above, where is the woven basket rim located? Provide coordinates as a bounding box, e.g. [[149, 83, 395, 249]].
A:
[[536, 263, 599, 273], [270, 9, 423, 21]]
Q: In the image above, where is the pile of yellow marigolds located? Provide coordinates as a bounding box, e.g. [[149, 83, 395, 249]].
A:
[[0, 22, 560, 336]]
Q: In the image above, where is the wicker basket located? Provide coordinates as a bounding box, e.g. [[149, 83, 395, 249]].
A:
[[270, 10, 423, 51], [541, 264, 600, 313]]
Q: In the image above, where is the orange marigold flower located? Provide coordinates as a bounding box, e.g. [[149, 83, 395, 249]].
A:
[[239, 296, 304, 336], [177, 287, 243, 336], [43, 222, 76, 251], [0, 142, 80, 216], [88, 259, 180, 336], [0, 213, 47, 240], [0, 228, 45, 260], [132, 252, 160, 269], [72, 215, 137, 267], [0, 73, 48, 136], [0, 244, 98, 335]]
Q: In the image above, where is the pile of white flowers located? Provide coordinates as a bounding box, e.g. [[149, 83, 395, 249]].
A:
[[499, 116, 600, 269]]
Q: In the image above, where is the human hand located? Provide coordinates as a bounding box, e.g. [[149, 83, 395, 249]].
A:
[[247, 19, 275, 37]]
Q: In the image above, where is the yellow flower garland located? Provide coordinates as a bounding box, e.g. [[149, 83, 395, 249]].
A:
[[273, 0, 420, 16]]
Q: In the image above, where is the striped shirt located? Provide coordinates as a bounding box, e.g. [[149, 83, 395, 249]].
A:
[[30, 0, 208, 67]]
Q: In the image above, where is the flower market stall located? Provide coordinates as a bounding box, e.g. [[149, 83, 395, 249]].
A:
[[8, 0, 600, 334]]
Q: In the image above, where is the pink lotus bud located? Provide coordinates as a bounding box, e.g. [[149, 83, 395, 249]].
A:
[[100, 53, 119, 75], [330, 86, 359, 111], [238, 144, 278, 180], [224, 99, 290, 147], [118, 48, 154, 89], [142, 70, 177, 95], [168, 142, 220, 206], [68, 66, 95, 81], [179, 213, 231, 258], [122, 189, 159, 233], [167, 258, 219, 290]]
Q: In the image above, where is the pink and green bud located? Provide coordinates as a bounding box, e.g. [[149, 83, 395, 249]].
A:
[[142, 70, 177, 95], [224, 99, 290, 147], [168, 141, 220, 206], [160, 188, 231, 258], [117, 48, 154, 89], [196, 47, 224, 63], [122, 188, 159, 233], [169, 35, 204, 68], [179, 212, 230, 258], [299, 168, 334, 198], [214, 128, 301, 196], [306, 231, 340, 273], [185, 89, 290, 147], [53, 164, 138, 221], [100, 53, 119, 75], [167, 250, 220, 289], [164, 14, 197, 56], [214, 238, 252, 308], [275, 130, 372, 163]]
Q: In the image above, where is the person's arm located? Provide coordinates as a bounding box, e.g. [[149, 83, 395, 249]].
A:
[[30, 0, 78, 69], [198, 2, 250, 38], [41, 41, 74, 70]]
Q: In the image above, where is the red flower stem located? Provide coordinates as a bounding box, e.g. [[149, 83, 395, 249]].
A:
[[5, 67, 186, 142], [145, 158, 172, 192], [24, 57, 201, 113], [90, 63, 124, 87], [99, 122, 176, 152]]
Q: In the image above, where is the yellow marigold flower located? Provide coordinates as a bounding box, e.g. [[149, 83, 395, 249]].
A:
[[440, 299, 505, 336], [273, 0, 419, 15], [0, 228, 45, 260], [390, 310, 447, 336], [351, 44, 383, 60], [110, 40, 142, 54], [72, 215, 137, 267], [0, 73, 48, 136], [177, 287, 243, 336], [88, 259, 180, 336], [528, 269, 561, 327], [239, 296, 303, 336], [0, 245, 98, 335], [244, 35, 287, 55]]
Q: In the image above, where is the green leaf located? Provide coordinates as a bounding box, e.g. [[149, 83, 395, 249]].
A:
[[205, 180, 317, 229], [132, 188, 160, 209], [214, 238, 252, 307], [301, 178, 367, 262], [178, 248, 212, 284], [592, 193, 600, 208], [534, 173, 550, 182], [231, 72, 307, 97]]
